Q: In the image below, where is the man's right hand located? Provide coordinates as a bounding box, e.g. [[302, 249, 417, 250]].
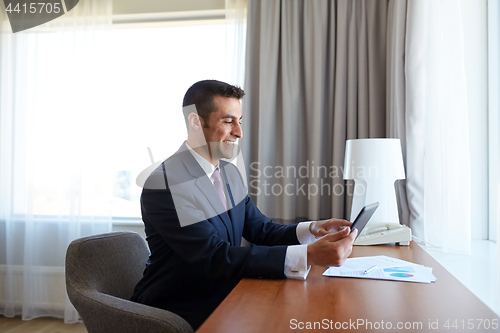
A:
[[306, 227, 358, 267]]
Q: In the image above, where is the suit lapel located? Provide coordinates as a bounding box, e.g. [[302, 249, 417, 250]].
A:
[[219, 164, 237, 213], [178, 143, 235, 244], [220, 162, 240, 245]]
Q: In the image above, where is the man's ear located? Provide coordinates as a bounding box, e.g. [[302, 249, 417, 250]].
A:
[[188, 113, 203, 131]]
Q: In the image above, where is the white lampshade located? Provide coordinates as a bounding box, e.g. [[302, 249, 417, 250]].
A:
[[343, 138, 405, 226]]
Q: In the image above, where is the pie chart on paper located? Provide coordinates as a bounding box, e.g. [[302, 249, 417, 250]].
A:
[[383, 266, 415, 278]]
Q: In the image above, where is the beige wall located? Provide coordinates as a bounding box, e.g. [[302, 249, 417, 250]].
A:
[[113, 0, 225, 15]]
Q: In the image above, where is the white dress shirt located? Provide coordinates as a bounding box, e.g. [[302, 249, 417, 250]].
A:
[[186, 142, 316, 280]]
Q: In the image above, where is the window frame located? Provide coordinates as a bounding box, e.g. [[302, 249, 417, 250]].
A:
[[108, 10, 229, 225], [487, 0, 500, 242]]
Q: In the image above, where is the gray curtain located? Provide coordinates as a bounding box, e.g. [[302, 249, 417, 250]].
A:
[[242, 0, 398, 223], [386, 0, 410, 228]]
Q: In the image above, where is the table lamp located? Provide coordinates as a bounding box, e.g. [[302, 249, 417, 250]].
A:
[[343, 138, 412, 245]]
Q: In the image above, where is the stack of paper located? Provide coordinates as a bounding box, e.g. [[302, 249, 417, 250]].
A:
[[323, 255, 436, 283]]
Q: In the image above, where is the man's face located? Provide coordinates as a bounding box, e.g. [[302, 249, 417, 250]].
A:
[[201, 96, 243, 162]]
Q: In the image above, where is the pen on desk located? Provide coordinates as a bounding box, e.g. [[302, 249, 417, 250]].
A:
[[364, 265, 378, 274]]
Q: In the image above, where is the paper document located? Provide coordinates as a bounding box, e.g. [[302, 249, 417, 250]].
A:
[[322, 256, 436, 283]]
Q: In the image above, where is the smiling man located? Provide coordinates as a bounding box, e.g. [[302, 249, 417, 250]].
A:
[[130, 80, 358, 330]]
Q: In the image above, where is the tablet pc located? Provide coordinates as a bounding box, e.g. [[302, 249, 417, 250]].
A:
[[350, 202, 379, 240]]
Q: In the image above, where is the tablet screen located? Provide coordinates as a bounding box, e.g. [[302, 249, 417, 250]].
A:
[[350, 202, 379, 239]]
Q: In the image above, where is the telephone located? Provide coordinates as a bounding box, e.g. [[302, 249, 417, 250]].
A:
[[353, 223, 412, 246]]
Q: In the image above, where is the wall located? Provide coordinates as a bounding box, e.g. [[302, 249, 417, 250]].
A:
[[113, 0, 225, 15]]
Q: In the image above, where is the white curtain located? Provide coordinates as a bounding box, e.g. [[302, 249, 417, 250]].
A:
[[225, 0, 247, 88], [402, 0, 471, 253], [0, 0, 113, 323]]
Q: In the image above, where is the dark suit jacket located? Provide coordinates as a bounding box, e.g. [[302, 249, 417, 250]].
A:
[[131, 143, 300, 330]]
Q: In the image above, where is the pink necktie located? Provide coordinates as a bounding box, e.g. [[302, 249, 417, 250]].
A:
[[211, 169, 227, 210]]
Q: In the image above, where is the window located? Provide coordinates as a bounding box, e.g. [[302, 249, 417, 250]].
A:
[[15, 20, 230, 220], [107, 23, 229, 218]]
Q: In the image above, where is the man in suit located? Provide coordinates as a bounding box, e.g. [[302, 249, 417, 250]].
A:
[[131, 80, 358, 330]]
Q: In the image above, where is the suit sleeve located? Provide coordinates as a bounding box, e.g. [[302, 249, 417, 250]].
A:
[[141, 176, 299, 280], [242, 195, 299, 246]]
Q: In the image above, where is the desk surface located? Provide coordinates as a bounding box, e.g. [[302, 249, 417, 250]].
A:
[[197, 243, 499, 333]]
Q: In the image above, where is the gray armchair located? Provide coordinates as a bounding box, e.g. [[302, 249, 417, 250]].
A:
[[65, 231, 193, 333]]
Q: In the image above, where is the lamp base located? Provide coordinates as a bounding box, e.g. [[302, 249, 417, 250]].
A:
[[354, 223, 412, 246]]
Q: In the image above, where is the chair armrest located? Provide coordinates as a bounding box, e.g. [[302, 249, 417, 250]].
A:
[[69, 289, 193, 333]]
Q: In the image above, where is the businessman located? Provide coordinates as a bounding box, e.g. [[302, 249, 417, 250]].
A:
[[131, 80, 358, 330]]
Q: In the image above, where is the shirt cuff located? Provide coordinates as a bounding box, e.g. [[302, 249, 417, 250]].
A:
[[284, 244, 311, 280], [296, 221, 318, 244]]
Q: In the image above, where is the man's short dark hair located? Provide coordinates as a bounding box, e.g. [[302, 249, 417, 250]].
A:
[[182, 80, 245, 128]]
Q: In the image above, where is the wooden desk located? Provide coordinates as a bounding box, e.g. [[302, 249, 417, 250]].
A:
[[197, 243, 499, 332]]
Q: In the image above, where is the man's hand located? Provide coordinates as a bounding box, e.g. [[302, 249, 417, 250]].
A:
[[309, 218, 352, 238], [307, 227, 358, 267]]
